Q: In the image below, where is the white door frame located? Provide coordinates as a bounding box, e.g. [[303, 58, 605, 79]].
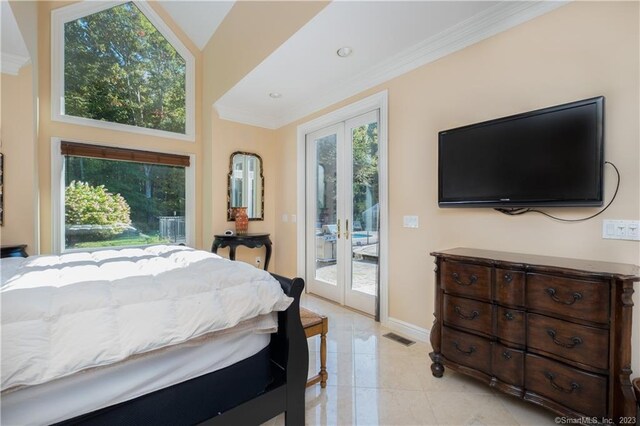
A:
[[296, 90, 388, 322]]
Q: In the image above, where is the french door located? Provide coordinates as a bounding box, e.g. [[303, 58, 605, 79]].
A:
[[305, 110, 380, 315]]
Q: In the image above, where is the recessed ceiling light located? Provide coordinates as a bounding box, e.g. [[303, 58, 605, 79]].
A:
[[269, 92, 282, 99], [336, 46, 353, 58]]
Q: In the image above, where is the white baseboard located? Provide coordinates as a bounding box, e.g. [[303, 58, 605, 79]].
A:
[[383, 317, 431, 343]]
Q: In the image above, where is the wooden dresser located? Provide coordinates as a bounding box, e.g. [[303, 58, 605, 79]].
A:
[[430, 248, 639, 424]]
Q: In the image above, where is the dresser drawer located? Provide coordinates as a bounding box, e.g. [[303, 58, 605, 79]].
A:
[[443, 294, 492, 335], [442, 326, 491, 373], [492, 343, 524, 387], [442, 261, 491, 301], [526, 274, 610, 324], [527, 313, 609, 370], [525, 353, 607, 417], [495, 269, 525, 307], [496, 306, 525, 346]]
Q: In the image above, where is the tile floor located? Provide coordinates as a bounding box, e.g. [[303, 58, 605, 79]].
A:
[[264, 294, 559, 426]]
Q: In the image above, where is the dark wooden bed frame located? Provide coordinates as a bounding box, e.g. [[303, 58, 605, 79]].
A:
[[51, 273, 309, 426]]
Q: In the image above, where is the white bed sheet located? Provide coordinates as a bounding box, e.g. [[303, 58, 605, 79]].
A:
[[0, 328, 270, 426], [1, 246, 291, 391], [0, 257, 23, 285]]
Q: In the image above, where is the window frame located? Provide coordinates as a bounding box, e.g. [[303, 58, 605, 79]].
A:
[[51, 137, 196, 253], [51, 1, 196, 142]]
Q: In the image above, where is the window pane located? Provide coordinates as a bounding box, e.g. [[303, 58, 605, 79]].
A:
[[64, 2, 186, 133], [314, 134, 338, 285], [64, 156, 186, 249]]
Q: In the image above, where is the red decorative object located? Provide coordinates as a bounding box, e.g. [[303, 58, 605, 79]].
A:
[[234, 207, 249, 235]]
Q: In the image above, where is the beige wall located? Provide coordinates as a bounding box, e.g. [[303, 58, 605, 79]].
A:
[[202, 1, 329, 104], [0, 66, 37, 253], [273, 2, 640, 373], [209, 114, 277, 269], [35, 1, 204, 253], [14, 0, 329, 256], [201, 1, 328, 250]]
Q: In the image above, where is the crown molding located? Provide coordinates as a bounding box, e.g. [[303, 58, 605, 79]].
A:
[[1, 52, 31, 75], [216, 0, 568, 130]]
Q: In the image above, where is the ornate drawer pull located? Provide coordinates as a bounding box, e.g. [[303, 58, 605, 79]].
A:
[[544, 371, 580, 393], [453, 342, 476, 356], [502, 351, 512, 360], [504, 311, 515, 321], [545, 288, 583, 305], [452, 272, 478, 286], [546, 329, 583, 349], [503, 273, 513, 283], [454, 306, 479, 320]]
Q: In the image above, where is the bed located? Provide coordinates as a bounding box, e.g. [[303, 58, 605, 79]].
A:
[[1, 245, 308, 425]]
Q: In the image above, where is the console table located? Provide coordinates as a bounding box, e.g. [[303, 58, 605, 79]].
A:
[[211, 233, 272, 270], [1, 244, 28, 258], [430, 248, 639, 424]]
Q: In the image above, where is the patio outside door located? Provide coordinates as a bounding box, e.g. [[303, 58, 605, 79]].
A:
[[306, 110, 380, 316]]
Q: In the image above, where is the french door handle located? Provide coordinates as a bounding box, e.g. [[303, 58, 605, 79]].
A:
[[345, 219, 349, 239], [337, 219, 341, 239]]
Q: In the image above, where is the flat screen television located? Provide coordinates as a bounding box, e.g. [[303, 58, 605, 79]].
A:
[[438, 96, 604, 208]]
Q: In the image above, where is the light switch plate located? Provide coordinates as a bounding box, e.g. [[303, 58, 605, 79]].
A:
[[602, 219, 640, 241], [281, 214, 288, 223], [403, 215, 419, 228], [626, 220, 640, 240]]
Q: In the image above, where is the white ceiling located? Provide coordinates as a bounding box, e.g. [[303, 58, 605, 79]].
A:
[[1, 1, 31, 75], [1, 0, 230, 74], [1, 0, 566, 126], [214, 1, 567, 129], [159, 1, 234, 50]]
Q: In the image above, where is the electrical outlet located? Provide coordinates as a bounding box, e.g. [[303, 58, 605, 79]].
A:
[[602, 219, 640, 241], [255, 256, 261, 266]]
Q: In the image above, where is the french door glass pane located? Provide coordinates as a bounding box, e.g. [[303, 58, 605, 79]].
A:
[[351, 122, 379, 296], [314, 134, 338, 286]]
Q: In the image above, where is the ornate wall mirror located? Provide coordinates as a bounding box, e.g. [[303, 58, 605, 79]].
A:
[[227, 152, 264, 221]]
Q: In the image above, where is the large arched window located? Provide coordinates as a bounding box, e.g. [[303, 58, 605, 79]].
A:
[[52, 1, 195, 140]]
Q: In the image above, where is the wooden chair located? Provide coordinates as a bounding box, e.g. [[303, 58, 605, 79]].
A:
[[300, 307, 328, 388]]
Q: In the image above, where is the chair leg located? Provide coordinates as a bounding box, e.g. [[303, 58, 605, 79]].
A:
[[320, 324, 328, 388]]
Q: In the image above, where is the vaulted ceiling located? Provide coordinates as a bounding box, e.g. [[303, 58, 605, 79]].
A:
[[1, 1, 31, 75], [158, 1, 234, 50], [1, 1, 567, 129], [162, 1, 565, 130]]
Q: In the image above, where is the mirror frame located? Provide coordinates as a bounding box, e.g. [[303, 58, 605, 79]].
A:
[[227, 151, 265, 221]]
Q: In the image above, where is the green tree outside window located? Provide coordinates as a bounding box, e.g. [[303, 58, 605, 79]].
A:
[[64, 2, 186, 133], [64, 157, 186, 249]]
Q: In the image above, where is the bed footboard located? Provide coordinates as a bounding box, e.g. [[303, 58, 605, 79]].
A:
[[200, 274, 308, 426], [271, 274, 309, 425]]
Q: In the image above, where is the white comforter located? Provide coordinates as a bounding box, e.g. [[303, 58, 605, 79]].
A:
[[1, 245, 292, 391]]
